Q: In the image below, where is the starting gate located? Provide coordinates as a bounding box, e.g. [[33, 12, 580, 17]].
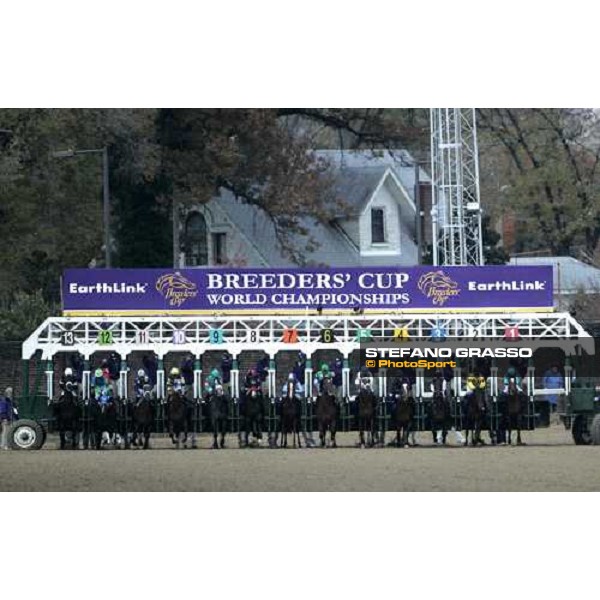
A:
[[21, 311, 591, 405]]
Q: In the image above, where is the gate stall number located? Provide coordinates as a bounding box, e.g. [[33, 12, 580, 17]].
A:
[[210, 328, 224, 344]]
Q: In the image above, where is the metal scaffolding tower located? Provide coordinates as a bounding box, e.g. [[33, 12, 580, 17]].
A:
[[430, 108, 484, 266]]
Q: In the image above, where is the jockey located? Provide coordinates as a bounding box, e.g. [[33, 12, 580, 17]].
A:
[[293, 352, 306, 393], [281, 373, 303, 397], [181, 354, 195, 387], [166, 367, 186, 397], [59, 367, 78, 397], [313, 363, 332, 394], [92, 367, 109, 398], [134, 369, 150, 398], [332, 357, 344, 401], [466, 372, 487, 396], [354, 367, 374, 392], [503, 366, 524, 394], [255, 356, 269, 385], [93, 369, 113, 406], [204, 368, 222, 396], [430, 369, 448, 396], [221, 353, 233, 393], [244, 368, 261, 391]]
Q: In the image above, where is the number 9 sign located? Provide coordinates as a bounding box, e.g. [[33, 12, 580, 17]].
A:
[[210, 328, 224, 344]]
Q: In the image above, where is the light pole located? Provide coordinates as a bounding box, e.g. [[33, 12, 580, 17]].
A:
[[52, 147, 111, 268]]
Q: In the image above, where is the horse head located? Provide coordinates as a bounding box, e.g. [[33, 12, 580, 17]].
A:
[[322, 377, 335, 399]]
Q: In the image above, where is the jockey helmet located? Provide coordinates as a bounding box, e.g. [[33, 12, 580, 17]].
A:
[[211, 368, 220, 378], [137, 369, 145, 378], [170, 367, 180, 377], [248, 368, 257, 377], [64, 367, 73, 377], [94, 368, 103, 378], [215, 384, 224, 395], [288, 373, 295, 381], [507, 366, 516, 376], [321, 363, 330, 372], [297, 351, 306, 360]]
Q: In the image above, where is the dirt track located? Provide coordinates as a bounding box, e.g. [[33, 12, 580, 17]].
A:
[[1, 425, 599, 491]]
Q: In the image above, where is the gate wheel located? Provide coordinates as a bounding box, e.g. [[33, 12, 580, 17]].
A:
[[8, 419, 45, 450], [590, 414, 600, 445], [572, 414, 592, 445]]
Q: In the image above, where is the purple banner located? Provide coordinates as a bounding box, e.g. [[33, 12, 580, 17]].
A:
[[62, 266, 554, 314]]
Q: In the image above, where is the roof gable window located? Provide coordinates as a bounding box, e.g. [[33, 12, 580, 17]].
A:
[[184, 212, 208, 266], [371, 207, 386, 244]]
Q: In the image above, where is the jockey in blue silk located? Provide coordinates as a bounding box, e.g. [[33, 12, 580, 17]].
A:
[[134, 369, 150, 398], [503, 366, 524, 394], [204, 368, 222, 396], [167, 367, 186, 397], [281, 373, 303, 397], [293, 352, 306, 392]]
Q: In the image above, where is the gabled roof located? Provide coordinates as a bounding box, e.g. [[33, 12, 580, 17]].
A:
[[316, 149, 430, 192], [213, 190, 357, 267], [508, 256, 600, 294], [206, 149, 424, 267]]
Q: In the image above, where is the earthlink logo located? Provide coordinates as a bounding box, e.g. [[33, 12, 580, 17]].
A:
[[156, 272, 199, 307], [417, 270, 460, 306]]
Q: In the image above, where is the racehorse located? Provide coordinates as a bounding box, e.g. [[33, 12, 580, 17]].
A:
[[356, 379, 378, 448], [392, 382, 415, 448], [315, 378, 338, 448], [242, 383, 265, 447], [207, 384, 229, 449], [280, 381, 302, 448], [505, 378, 526, 445], [430, 388, 450, 445], [129, 385, 155, 450], [52, 384, 80, 450], [166, 387, 189, 449], [464, 387, 486, 446], [84, 389, 121, 450]]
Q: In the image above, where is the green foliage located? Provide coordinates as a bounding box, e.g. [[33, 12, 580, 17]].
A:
[[477, 108, 600, 260], [0, 290, 58, 342]]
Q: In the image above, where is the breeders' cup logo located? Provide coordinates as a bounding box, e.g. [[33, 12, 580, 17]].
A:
[[156, 272, 198, 307], [417, 270, 460, 306]]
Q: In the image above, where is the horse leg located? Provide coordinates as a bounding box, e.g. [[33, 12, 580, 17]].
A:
[[359, 423, 365, 448], [213, 430, 219, 449], [331, 422, 337, 448], [403, 423, 410, 448], [59, 430, 66, 450], [517, 417, 523, 445], [220, 425, 226, 448], [71, 426, 78, 450]]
